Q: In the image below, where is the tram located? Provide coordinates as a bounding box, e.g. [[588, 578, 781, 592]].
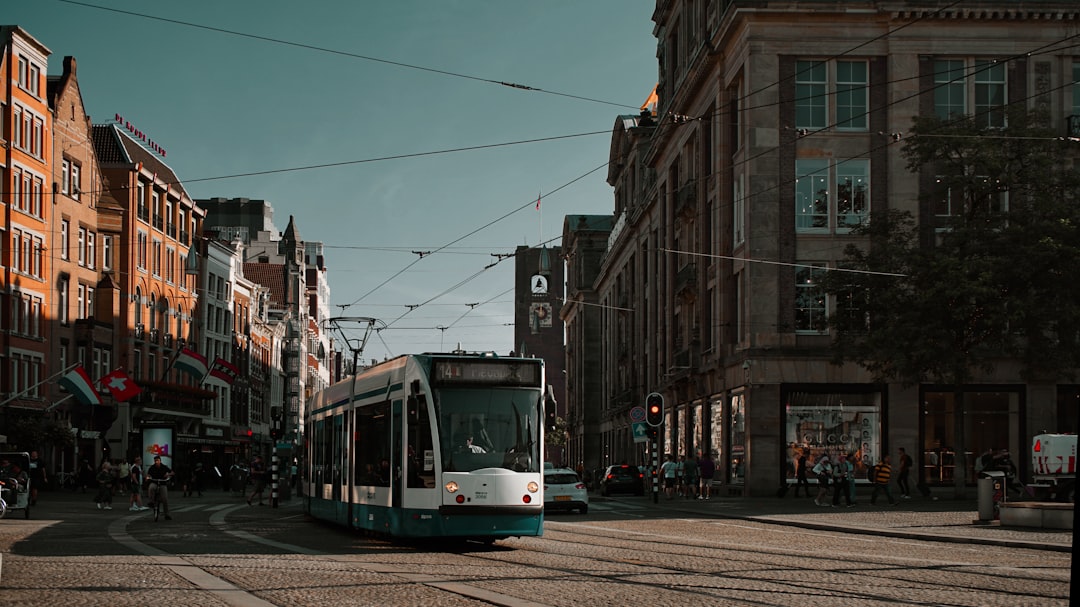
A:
[[302, 352, 554, 540]]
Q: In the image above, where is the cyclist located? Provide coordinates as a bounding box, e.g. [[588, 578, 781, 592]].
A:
[[145, 455, 174, 520]]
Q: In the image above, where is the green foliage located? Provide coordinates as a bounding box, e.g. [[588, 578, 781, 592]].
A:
[[821, 108, 1080, 385], [2, 411, 75, 452], [544, 416, 568, 448]]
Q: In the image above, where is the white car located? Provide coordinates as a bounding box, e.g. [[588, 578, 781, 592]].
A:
[[543, 468, 589, 514]]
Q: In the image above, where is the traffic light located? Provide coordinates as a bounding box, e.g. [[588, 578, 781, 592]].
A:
[[646, 392, 664, 427], [270, 426, 282, 440]]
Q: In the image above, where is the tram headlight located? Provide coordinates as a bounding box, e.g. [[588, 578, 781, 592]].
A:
[[445, 481, 460, 493], [527, 481, 539, 493]]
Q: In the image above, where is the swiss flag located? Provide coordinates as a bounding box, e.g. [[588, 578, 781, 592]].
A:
[[99, 369, 142, 402]]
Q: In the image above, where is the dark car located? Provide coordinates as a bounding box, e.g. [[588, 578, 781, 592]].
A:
[[599, 464, 645, 497]]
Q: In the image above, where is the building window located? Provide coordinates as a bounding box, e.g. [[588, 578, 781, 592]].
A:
[[137, 231, 148, 270], [70, 163, 81, 200], [796, 60, 868, 131], [784, 390, 882, 481], [733, 173, 745, 246], [77, 284, 85, 320], [795, 263, 827, 333], [796, 159, 870, 232], [60, 220, 69, 261], [137, 182, 148, 222], [58, 278, 69, 324], [152, 239, 162, 276], [795, 61, 827, 129], [934, 59, 1006, 128], [77, 227, 86, 266], [795, 159, 829, 230], [102, 235, 112, 271], [86, 232, 95, 269]]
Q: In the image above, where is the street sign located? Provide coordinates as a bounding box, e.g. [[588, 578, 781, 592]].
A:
[[630, 406, 646, 423], [632, 422, 649, 443]]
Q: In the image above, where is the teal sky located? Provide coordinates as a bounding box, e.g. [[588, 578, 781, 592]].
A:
[[7, 0, 658, 361]]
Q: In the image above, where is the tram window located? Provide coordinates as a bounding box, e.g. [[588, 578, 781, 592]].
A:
[[355, 402, 391, 486], [439, 388, 541, 473], [407, 393, 436, 488]]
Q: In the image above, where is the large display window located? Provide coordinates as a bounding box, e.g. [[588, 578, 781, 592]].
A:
[[783, 389, 882, 481]]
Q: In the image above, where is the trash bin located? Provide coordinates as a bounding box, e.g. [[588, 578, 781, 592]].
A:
[[977, 470, 1005, 521]]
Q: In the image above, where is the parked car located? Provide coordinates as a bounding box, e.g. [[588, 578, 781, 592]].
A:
[[599, 464, 645, 497], [544, 468, 588, 514]]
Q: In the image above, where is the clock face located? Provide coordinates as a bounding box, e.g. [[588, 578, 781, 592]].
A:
[[531, 275, 548, 294]]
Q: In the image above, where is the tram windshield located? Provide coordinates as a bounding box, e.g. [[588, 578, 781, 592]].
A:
[[438, 387, 541, 473]]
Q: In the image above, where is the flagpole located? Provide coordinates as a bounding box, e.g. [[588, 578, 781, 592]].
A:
[[537, 190, 542, 246], [0, 363, 79, 409], [45, 394, 75, 412]]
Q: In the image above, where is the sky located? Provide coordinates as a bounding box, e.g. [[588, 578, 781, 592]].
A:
[[7, 0, 659, 362]]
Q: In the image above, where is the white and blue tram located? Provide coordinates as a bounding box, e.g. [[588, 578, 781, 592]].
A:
[[302, 352, 554, 540]]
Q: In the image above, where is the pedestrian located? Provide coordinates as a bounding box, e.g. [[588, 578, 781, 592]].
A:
[[246, 455, 267, 506], [698, 451, 715, 500], [683, 453, 699, 499], [27, 450, 46, 506], [78, 457, 94, 493], [897, 447, 913, 499], [870, 454, 898, 505], [660, 454, 678, 499], [675, 455, 686, 497], [832, 453, 853, 507], [95, 460, 114, 510], [812, 452, 832, 506], [793, 448, 811, 498], [118, 459, 130, 494], [128, 456, 148, 511], [846, 451, 859, 505]]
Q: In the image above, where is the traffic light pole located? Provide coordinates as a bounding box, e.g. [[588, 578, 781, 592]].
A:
[[651, 433, 659, 504]]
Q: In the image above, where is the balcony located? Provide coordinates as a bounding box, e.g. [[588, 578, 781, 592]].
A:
[[134, 323, 144, 339], [148, 328, 159, 344], [675, 262, 697, 298], [137, 206, 149, 222], [153, 217, 164, 231], [163, 333, 173, 348], [675, 184, 696, 218], [166, 222, 177, 239]]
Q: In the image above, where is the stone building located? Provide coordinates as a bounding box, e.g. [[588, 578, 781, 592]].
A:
[[573, 0, 1080, 496]]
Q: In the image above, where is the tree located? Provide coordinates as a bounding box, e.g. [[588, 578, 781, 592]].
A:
[[821, 107, 1080, 495]]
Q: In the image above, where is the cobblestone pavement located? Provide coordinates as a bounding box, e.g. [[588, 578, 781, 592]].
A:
[[0, 487, 1069, 606]]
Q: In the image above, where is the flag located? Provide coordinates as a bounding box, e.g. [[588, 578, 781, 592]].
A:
[[173, 347, 208, 379], [207, 358, 239, 385], [58, 366, 102, 406], [536, 192, 541, 210], [99, 369, 142, 402]]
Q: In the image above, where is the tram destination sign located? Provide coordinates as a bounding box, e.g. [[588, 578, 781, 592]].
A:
[[433, 360, 540, 386]]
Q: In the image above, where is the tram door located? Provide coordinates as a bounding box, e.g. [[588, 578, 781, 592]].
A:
[[392, 400, 403, 508]]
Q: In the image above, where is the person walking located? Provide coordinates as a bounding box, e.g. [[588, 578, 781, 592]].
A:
[[94, 460, 114, 510], [832, 453, 854, 507], [682, 454, 699, 499], [793, 449, 811, 498], [27, 450, 46, 506], [846, 451, 859, 505], [660, 454, 678, 499], [128, 456, 148, 511], [870, 454, 898, 505], [812, 453, 832, 506], [897, 447, 913, 499], [698, 452, 715, 500], [246, 455, 267, 506]]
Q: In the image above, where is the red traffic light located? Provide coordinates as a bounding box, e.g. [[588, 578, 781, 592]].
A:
[[645, 392, 664, 426]]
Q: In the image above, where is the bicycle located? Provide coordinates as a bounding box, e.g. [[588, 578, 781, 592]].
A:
[[56, 471, 78, 491], [146, 478, 173, 522]]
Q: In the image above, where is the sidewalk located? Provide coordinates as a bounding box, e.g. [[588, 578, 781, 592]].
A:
[[598, 488, 1074, 553]]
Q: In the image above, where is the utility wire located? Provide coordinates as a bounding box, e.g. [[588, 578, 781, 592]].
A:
[[55, 0, 642, 110]]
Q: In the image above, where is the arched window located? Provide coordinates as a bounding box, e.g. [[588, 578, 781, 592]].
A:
[[134, 287, 143, 327]]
